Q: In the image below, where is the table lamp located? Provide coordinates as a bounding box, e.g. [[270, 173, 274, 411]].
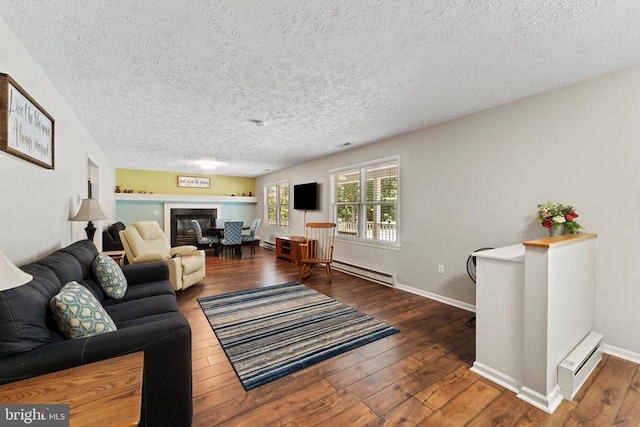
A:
[[72, 198, 107, 241], [0, 251, 33, 290]]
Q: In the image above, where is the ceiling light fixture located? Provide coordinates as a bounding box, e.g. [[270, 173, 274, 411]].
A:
[[191, 160, 220, 170], [199, 162, 217, 170]]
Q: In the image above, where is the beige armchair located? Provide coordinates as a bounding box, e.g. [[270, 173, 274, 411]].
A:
[[120, 221, 205, 291]]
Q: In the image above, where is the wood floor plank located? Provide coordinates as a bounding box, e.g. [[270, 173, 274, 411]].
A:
[[274, 389, 362, 427], [612, 365, 640, 426], [325, 348, 412, 390], [324, 402, 381, 426], [418, 380, 501, 426], [216, 380, 336, 427], [374, 396, 433, 426], [175, 247, 640, 426], [344, 356, 424, 400], [415, 363, 482, 411], [467, 391, 536, 427]]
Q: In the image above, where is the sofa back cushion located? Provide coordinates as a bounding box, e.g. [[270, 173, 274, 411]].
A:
[[0, 240, 103, 359], [58, 240, 104, 299], [0, 264, 61, 358]]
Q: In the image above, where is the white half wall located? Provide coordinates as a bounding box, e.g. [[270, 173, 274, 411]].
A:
[[256, 64, 640, 357], [0, 18, 115, 263]]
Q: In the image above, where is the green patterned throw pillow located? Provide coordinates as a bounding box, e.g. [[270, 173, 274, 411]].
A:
[[92, 253, 127, 299], [50, 281, 117, 339]]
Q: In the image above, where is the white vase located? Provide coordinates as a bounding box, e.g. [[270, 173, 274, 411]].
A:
[[549, 224, 566, 237]]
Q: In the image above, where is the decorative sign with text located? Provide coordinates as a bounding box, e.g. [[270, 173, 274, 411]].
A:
[[0, 74, 55, 169], [177, 176, 210, 188]]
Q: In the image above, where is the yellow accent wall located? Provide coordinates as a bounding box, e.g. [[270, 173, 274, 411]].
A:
[[116, 169, 255, 196]]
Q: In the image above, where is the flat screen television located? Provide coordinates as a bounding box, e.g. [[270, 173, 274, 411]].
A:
[[293, 182, 318, 211]]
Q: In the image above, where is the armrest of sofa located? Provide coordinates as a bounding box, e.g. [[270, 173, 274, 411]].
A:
[[122, 261, 169, 286]]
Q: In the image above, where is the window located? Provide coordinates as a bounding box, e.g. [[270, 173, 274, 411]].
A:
[[264, 180, 289, 228], [331, 157, 398, 245]]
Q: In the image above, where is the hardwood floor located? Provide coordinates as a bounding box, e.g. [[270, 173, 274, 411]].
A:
[[176, 247, 640, 426]]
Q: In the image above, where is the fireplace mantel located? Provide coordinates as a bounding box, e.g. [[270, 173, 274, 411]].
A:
[[115, 193, 257, 203]]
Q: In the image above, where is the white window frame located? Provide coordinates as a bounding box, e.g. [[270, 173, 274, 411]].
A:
[[264, 180, 289, 229], [330, 155, 400, 248]]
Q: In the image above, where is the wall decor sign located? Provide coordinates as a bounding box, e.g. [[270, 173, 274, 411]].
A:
[[0, 73, 55, 169], [178, 176, 210, 188]]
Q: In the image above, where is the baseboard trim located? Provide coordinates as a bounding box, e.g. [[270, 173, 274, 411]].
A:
[[395, 283, 475, 313], [470, 362, 521, 394], [603, 343, 640, 364], [517, 385, 563, 415]]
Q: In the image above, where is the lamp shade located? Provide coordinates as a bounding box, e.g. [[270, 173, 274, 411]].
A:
[[72, 199, 107, 221], [0, 252, 33, 291]]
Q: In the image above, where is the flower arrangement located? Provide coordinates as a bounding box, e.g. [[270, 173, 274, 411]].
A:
[[536, 202, 582, 233]]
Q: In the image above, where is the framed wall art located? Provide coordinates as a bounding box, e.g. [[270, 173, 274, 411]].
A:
[[178, 176, 210, 188], [0, 73, 55, 169]]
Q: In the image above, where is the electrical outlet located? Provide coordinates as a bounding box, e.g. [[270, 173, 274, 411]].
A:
[[438, 264, 444, 274], [154, 211, 160, 216]]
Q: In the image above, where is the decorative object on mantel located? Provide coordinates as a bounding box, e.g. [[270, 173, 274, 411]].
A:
[[0, 73, 55, 169], [72, 198, 107, 241], [537, 202, 583, 236]]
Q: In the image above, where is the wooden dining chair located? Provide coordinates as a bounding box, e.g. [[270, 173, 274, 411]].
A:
[[299, 222, 336, 282]]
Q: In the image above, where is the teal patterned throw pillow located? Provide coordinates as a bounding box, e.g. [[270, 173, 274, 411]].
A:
[[50, 281, 117, 339], [92, 254, 127, 299]]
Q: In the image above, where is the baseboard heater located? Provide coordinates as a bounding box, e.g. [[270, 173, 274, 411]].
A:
[[263, 241, 276, 251], [557, 331, 604, 400], [332, 260, 396, 287]]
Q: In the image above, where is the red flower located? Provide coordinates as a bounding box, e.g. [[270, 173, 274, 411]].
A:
[[542, 219, 554, 229], [566, 214, 574, 221]]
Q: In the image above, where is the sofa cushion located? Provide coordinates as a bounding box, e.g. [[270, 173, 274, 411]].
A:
[[50, 282, 117, 339], [0, 264, 61, 358], [38, 252, 84, 288], [105, 294, 180, 324], [100, 280, 175, 307], [59, 240, 99, 280], [92, 254, 127, 299]]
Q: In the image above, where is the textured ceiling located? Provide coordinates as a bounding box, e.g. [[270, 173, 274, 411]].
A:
[[1, 1, 639, 177]]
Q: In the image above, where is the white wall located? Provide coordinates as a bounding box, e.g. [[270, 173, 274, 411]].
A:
[[0, 18, 115, 263], [256, 64, 640, 358]]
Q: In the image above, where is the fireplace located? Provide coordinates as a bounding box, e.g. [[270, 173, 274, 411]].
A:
[[169, 208, 217, 247]]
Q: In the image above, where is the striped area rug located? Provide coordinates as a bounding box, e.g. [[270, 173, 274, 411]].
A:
[[198, 282, 399, 390]]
